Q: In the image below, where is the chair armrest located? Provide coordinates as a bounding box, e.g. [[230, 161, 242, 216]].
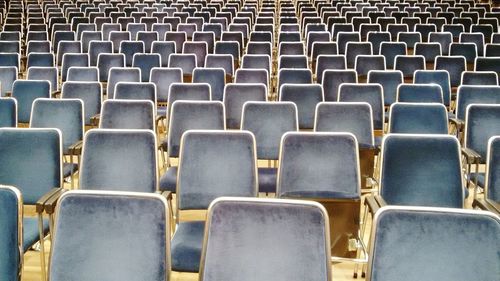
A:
[[461, 147, 481, 164], [5, 91, 11, 97], [35, 188, 66, 213], [158, 190, 173, 201], [90, 113, 100, 127], [449, 118, 464, 131], [68, 140, 83, 156], [51, 90, 61, 98], [473, 199, 500, 214], [43, 188, 69, 215], [155, 115, 166, 128], [487, 199, 500, 213]]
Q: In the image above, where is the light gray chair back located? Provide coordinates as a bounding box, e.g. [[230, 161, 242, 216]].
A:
[[100, 100, 155, 131]]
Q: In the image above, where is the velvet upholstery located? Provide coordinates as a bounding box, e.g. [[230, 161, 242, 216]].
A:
[[486, 136, 500, 202], [27, 67, 59, 93], [465, 104, 500, 160], [380, 134, 463, 208], [461, 71, 498, 86], [114, 82, 157, 104], [234, 69, 269, 90], [337, 31, 361, 54], [241, 55, 271, 74], [168, 54, 196, 75], [435, 56, 466, 87], [214, 41, 240, 62], [23, 217, 49, 251], [380, 42, 406, 69], [170, 221, 205, 272], [279, 84, 324, 129], [394, 55, 425, 77], [315, 102, 374, 147], [0, 186, 20, 281], [0, 98, 16, 127], [89, 41, 113, 67], [475, 57, 500, 84], [316, 55, 347, 84], [449, 43, 477, 65], [151, 41, 176, 67], [456, 85, 500, 120], [12, 80, 50, 123], [368, 207, 500, 281], [61, 54, 89, 81], [183, 41, 208, 67], [397, 32, 420, 49], [107, 67, 141, 99], [397, 84, 444, 104], [322, 69, 357, 101], [31, 99, 84, 154], [50, 191, 169, 281], [137, 31, 158, 53], [223, 84, 266, 129], [345, 42, 372, 68], [61, 82, 102, 125], [367, 70, 403, 106], [177, 130, 257, 210], [119, 41, 145, 67], [150, 67, 182, 103], [0, 67, 18, 97], [338, 83, 384, 130], [97, 53, 125, 82], [200, 198, 331, 281], [414, 43, 442, 63], [367, 32, 390, 54], [100, 100, 155, 130], [278, 69, 313, 92], [277, 132, 360, 199], [166, 83, 211, 122], [205, 54, 234, 77], [414, 70, 451, 106], [192, 68, 226, 101], [132, 53, 161, 82], [0, 128, 62, 204], [354, 55, 385, 76], [80, 129, 157, 192], [389, 103, 448, 134], [0, 53, 20, 69], [27, 52, 54, 68]]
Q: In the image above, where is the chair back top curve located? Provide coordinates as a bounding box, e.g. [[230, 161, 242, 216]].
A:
[[0, 185, 22, 281]]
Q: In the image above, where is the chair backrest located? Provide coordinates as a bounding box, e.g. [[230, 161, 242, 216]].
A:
[[464, 104, 500, 160], [338, 83, 384, 130], [367, 207, 500, 281], [100, 100, 155, 131], [315, 102, 374, 147], [0, 185, 21, 281], [107, 67, 141, 99], [12, 80, 51, 123], [114, 82, 157, 104], [414, 70, 451, 106], [456, 85, 500, 120], [132, 53, 161, 82], [223, 83, 266, 129], [0, 98, 17, 127], [486, 136, 500, 202], [279, 84, 324, 129], [0, 67, 18, 97], [61, 81, 102, 125], [0, 128, 62, 204], [322, 69, 357, 101], [389, 103, 448, 134], [397, 84, 443, 104], [192, 68, 226, 101], [26, 66, 58, 93], [30, 98, 84, 153], [199, 197, 332, 281], [50, 190, 170, 281], [80, 129, 157, 192], [168, 101, 225, 158], [379, 134, 464, 208], [277, 132, 360, 199], [150, 67, 182, 103], [177, 130, 257, 211], [97, 53, 125, 82], [241, 101, 298, 160], [461, 71, 498, 86]]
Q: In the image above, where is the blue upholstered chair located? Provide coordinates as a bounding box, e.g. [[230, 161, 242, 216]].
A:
[[388, 103, 448, 134], [149, 67, 182, 110], [241, 102, 298, 193], [367, 70, 403, 107], [61, 81, 102, 126], [316, 55, 347, 84], [397, 84, 444, 104], [26, 67, 59, 96], [414, 70, 451, 108], [192, 68, 226, 101], [223, 83, 266, 129], [367, 207, 500, 281], [114, 82, 157, 105], [321, 69, 357, 102], [435, 55, 466, 88], [79, 129, 158, 193], [168, 54, 197, 82], [338, 83, 384, 131], [453, 86, 500, 132], [279, 84, 324, 130], [159, 101, 225, 192], [171, 130, 257, 273], [106, 67, 141, 99], [199, 197, 332, 281], [473, 136, 500, 214], [11, 80, 50, 124], [100, 100, 155, 131], [0, 98, 17, 127], [132, 53, 161, 82], [277, 132, 366, 274], [97, 53, 125, 82], [0, 185, 22, 281], [461, 71, 498, 86], [49, 190, 170, 281], [0, 128, 63, 280], [119, 40, 145, 67], [0, 67, 18, 97]]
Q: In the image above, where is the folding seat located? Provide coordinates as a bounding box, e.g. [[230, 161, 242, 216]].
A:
[[61, 81, 102, 126], [355, 55, 386, 79], [132, 53, 161, 83], [460, 32, 485, 56], [279, 84, 324, 130], [106, 67, 141, 100], [322, 69, 357, 102], [164, 83, 212, 126], [66, 67, 99, 82], [0, 128, 62, 280], [345, 42, 373, 69], [159, 101, 224, 192], [214, 41, 241, 68], [193, 31, 215, 54], [0, 31, 21, 42], [387, 24, 409, 41], [278, 42, 305, 56], [205, 54, 234, 83], [388, 103, 448, 134], [114, 82, 156, 105], [223, 84, 266, 129], [331, 23, 354, 41], [442, 24, 465, 41], [88, 41, 113, 67], [367, 31, 391, 55], [380, 42, 406, 69], [454, 86, 500, 133], [149, 67, 182, 111], [485, 43, 500, 57], [149, 41, 175, 67], [434, 55, 466, 89], [394, 55, 425, 81], [376, 17, 396, 31], [26, 66, 59, 97], [475, 57, 500, 84], [397, 84, 443, 104], [11, 80, 50, 124], [57, 41, 82, 67], [235, 69, 270, 92], [192, 68, 226, 101], [60, 53, 89, 82], [277, 132, 366, 270], [200, 198, 331, 281], [182, 41, 207, 67], [168, 54, 196, 82], [338, 84, 383, 131], [461, 71, 498, 86]]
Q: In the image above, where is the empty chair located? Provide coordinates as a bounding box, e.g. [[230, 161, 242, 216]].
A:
[[61, 82, 102, 126], [316, 55, 347, 83], [192, 68, 225, 101], [49, 191, 170, 281], [414, 43, 442, 65], [414, 70, 451, 107], [397, 84, 443, 104], [397, 32, 421, 50], [380, 42, 407, 69], [26, 67, 59, 95], [120, 41, 145, 67], [168, 54, 196, 82], [460, 32, 485, 56], [114, 82, 156, 104], [0, 98, 17, 127], [165, 84, 212, 123], [278, 42, 305, 56], [223, 84, 266, 129], [322, 70, 357, 102], [107, 67, 141, 99], [367, 207, 499, 281], [137, 31, 158, 53], [279, 84, 324, 130], [97, 53, 125, 82], [132, 53, 161, 82], [80, 129, 157, 192], [89, 41, 113, 66], [473, 136, 500, 213], [241, 54, 271, 74], [235, 69, 270, 92], [0, 67, 18, 97], [461, 71, 498, 86], [429, 32, 453, 55], [355, 55, 386, 78], [475, 57, 500, 84], [182, 41, 207, 67], [12, 80, 50, 124], [368, 70, 403, 106], [277, 69, 313, 94], [388, 103, 449, 134], [0, 185, 22, 280], [435, 56, 467, 88], [339, 83, 384, 131], [0, 53, 20, 70], [214, 41, 241, 68], [345, 42, 373, 69], [150, 67, 182, 107], [205, 54, 234, 82], [394, 55, 425, 80], [278, 55, 308, 69], [100, 100, 155, 130], [27, 52, 54, 68], [199, 197, 331, 281], [170, 130, 257, 273], [151, 41, 176, 68], [61, 53, 89, 82], [66, 67, 99, 82], [337, 32, 361, 55]]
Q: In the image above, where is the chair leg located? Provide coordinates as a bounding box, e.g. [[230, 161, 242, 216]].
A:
[[38, 213, 47, 281]]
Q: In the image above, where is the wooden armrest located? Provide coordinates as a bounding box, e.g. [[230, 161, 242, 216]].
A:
[[90, 113, 100, 127], [449, 118, 464, 130], [68, 140, 83, 156], [5, 91, 11, 97], [51, 90, 61, 98], [473, 198, 500, 214], [35, 187, 65, 213], [487, 199, 500, 213], [158, 190, 173, 201], [365, 195, 381, 216], [43, 188, 68, 214], [461, 147, 481, 164]]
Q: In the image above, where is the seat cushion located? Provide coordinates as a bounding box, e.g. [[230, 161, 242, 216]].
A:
[[281, 190, 360, 200], [171, 221, 205, 272], [258, 167, 277, 193], [23, 217, 49, 251], [63, 162, 78, 178], [159, 166, 177, 192]]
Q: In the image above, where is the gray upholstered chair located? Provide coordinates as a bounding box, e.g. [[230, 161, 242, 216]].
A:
[[338, 83, 384, 132], [113, 82, 157, 105], [414, 70, 451, 108], [49, 190, 170, 281], [388, 103, 448, 134], [241, 101, 298, 193], [99, 100, 155, 131], [279, 84, 324, 129], [171, 130, 258, 273], [159, 101, 225, 192], [396, 84, 444, 104], [367, 70, 403, 107], [321, 69, 357, 102], [199, 197, 332, 281], [61, 81, 102, 126], [367, 206, 500, 281], [0, 97, 17, 127], [79, 129, 158, 193], [192, 68, 226, 101], [223, 83, 267, 129], [0, 185, 22, 281], [106, 67, 141, 99], [473, 136, 500, 214], [277, 132, 366, 276], [11, 80, 50, 124]]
